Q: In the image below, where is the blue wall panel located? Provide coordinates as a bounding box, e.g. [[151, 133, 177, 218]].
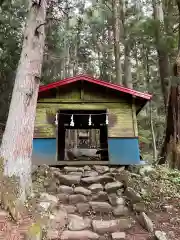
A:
[[32, 138, 140, 165], [32, 138, 57, 164], [108, 138, 140, 165]]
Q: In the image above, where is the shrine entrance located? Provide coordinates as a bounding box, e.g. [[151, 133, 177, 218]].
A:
[[57, 109, 109, 161]]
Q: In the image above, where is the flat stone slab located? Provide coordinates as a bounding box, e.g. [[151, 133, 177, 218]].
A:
[[92, 219, 119, 234], [112, 232, 126, 240], [67, 171, 83, 176], [88, 183, 103, 193], [93, 165, 109, 174], [108, 194, 125, 206], [92, 218, 132, 234], [133, 202, 146, 212], [74, 186, 91, 196], [57, 193, 69, 204], [76, 203, 90, 214], [113, 205, 129, 216], [105, 182, 123, 193], [54, 173, 81, 186], [58, 185, 73, 194], [83, 170, 99, 177], [90, 201, 112, 213], [69, 194, 87, 204], [124, 187, 141, 203], [81, 174, 113, 184], [91, 191, 109, 201], [61, 230, 99, 240], [68, 214, 91, 231], [64, 167, 84, 172], [60, 204, 76, 214]]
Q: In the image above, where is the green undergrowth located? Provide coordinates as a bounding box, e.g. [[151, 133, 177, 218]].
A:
[[128, 165, 180, 208]]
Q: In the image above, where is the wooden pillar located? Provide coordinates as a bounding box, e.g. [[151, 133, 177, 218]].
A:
[[100, 125, 108, 160], [58, 114, 65, 160]]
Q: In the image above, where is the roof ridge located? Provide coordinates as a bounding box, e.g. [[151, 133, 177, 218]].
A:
[[39, 75, 152, 101]]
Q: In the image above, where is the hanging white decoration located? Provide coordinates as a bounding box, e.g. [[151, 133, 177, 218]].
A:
[[55, 113, 58, 126], [88, 114, 92, 126], [106, 114, 109, 125], [70, 114, 74, 127]]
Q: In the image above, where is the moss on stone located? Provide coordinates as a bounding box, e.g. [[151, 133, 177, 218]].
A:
[[28, 222, 42, 238]]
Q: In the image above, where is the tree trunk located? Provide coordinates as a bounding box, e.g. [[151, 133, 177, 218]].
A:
[[0, 0, 47, 201], [146, 48, 157, 161], [112, 0, 122, 84], [152, 0, 170, 109], [159, 0, 180, 166], [177, 0, 180, 50], [159, 84, 180, 169], [64, 0, 70, 78], [73, 18, 81, 76], [124, 43, 132, 88], [107, 26, 113, 82], [149, 101, 157, 161]]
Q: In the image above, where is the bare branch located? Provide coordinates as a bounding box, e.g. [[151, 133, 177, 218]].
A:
[[35, 22, 46, 36]]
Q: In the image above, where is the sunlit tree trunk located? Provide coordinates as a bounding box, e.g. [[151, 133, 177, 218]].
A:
[[124, 43, 132, 88], [64, 0, 70, 78], [0, 0, 48, 202], [145, 48, 157, 161], [152, 0, 170, 109], [107, 26, 113, 82], [112, 0, 123, 84]]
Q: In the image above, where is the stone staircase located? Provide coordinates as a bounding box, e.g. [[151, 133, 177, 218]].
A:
[[32, 165, 154, 240], [0, 165, 167, 239]]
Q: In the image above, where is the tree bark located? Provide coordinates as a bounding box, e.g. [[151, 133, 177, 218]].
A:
[[177, 0, 180, 50], [145, 48, 157, 161], [0, 0, 47, 201], [64, 0, 70, 78], [112, 0, 122, 84], [73, 17, 82, 76], [124, 42, 132, 88], [152, 0, 170, 109], [159, 0, 180, 167], [107, 26, 113, 82], [159, 84, 180, 169]]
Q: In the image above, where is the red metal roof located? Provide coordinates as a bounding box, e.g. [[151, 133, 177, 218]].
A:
[[39, 75, 152, 101]]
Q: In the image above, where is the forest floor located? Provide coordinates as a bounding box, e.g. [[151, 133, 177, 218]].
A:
[[0, 164, 180, 239]]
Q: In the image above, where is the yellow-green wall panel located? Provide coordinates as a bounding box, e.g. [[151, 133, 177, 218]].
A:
[[34, 102, 134, 138]]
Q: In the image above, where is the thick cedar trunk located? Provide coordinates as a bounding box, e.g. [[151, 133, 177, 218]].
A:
[[0, 0, 47, 201], [152, 0, 170, 109], [112, 0, 122, 84], [159, 0, 180, 166], [159, 85, 180, 169]]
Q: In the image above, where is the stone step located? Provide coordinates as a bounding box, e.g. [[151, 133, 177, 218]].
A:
[[92, 218, 132, 234], [60, 230, 99, 240]]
